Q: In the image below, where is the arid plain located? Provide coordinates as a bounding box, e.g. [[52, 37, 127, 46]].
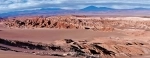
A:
[[1, 15, 150, 58]]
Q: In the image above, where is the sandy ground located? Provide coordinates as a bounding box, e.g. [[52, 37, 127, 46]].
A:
[[0, 28, 125, 43], [131, 55, 150, 58]]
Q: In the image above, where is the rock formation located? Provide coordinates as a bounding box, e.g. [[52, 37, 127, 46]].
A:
[[3, 16, 150, 32], [1, 38, 150, 58]]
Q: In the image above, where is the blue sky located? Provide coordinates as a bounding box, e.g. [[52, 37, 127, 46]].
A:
[[0, 0, 150, 13]]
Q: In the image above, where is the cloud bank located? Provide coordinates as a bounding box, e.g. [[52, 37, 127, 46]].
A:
[[0, 0, 150, 13]]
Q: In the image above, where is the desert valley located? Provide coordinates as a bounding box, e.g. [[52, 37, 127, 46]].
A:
[[0, 15, 150, 58]]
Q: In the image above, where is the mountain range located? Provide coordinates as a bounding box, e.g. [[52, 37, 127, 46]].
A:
[[0, 6, 150, 17], [81, 6, 115, 11]]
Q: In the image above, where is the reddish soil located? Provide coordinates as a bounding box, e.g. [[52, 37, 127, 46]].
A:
[[1, 15, 150, 58]]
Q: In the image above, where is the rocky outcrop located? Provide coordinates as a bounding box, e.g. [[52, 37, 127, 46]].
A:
[[0, 38, 62, 51], [1, 38, 149, 58], [3, 16, 150, 31], [3, 16, 115, 31], [0, 38, 113, 58]]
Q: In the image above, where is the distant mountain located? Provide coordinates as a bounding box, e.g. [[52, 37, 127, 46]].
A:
[[133, 8, 150, 10], [81, 6, 115, 11], [1, 6, 150, 17], [0, 8, 67, 17], [38, 7, 62, 10], [81, 6, 150, 11]]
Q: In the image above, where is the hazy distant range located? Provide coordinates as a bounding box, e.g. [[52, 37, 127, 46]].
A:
[[1, 6, 150, 17]]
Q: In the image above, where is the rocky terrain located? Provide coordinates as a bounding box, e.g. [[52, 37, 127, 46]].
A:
[[1, 37, 150, 58], [3, 16, 150, 32], [3, 16, 115, 31], [1, 35, 150, 58], [1, 15, 150, 58]]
